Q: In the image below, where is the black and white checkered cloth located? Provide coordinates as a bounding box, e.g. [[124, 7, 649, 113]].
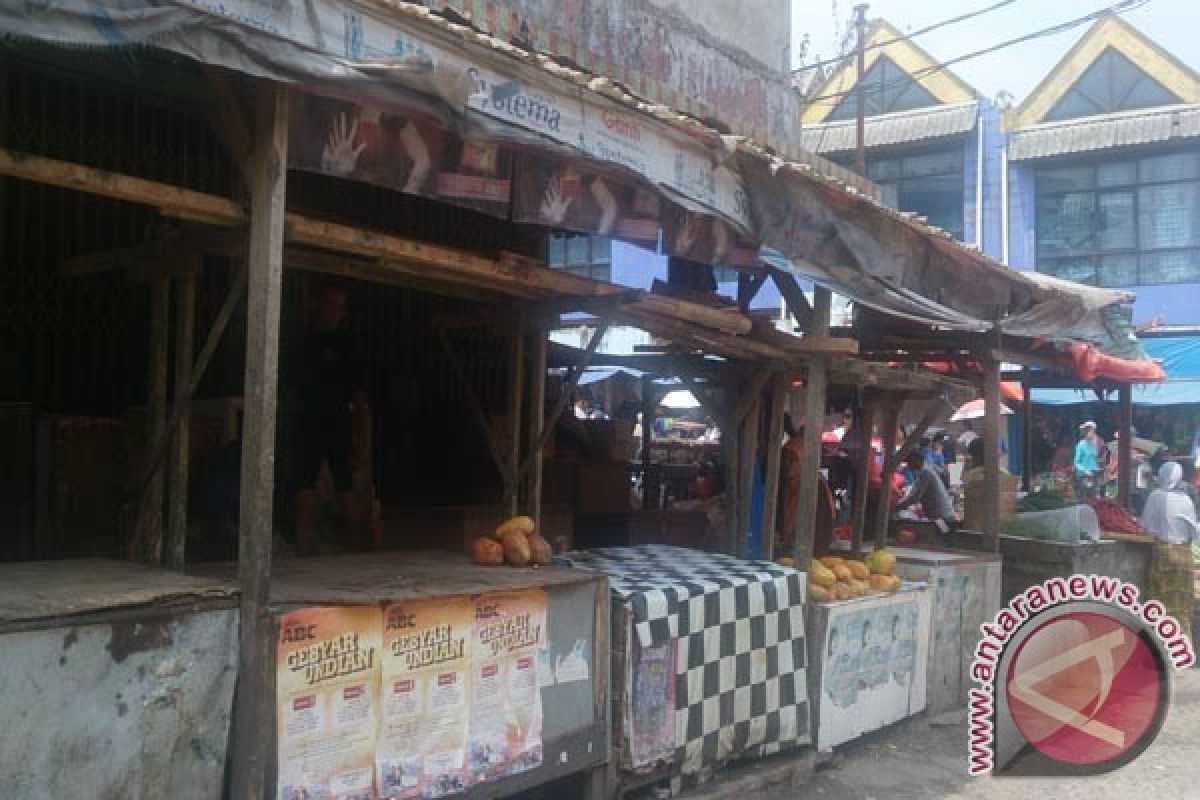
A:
[[561, 546, 811, 777]]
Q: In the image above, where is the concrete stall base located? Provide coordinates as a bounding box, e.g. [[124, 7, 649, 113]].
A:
[[0, 560, 239, 800]]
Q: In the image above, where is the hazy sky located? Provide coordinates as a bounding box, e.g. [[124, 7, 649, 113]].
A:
[[791, 0, 1200, 102]]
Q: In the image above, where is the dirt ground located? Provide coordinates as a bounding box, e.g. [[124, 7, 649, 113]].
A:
[[684, 667, 1200, 800]]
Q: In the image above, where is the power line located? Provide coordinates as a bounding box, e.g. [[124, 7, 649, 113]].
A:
[[803, 0, 1151, 108], [799, 0, 1020, 75]]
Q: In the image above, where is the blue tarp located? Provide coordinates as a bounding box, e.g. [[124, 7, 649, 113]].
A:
[[1033, 381, 1200, 406], [1142, 336, 1200, 379]]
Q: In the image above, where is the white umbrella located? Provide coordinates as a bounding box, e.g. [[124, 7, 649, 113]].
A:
[[660, 389, 701, 409], [950, 398, 1014, 422]]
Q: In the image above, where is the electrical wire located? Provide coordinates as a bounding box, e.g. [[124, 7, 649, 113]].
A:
[[803, 0, 1152, 109], [798, 0, 1020, 75]]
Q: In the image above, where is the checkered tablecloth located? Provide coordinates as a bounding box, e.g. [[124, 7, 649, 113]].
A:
[[560, 546, 811, 777]]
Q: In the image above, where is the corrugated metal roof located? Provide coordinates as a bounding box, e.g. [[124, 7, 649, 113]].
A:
[[1008, 104, 1200, 161], [800, 102, 978, 154]]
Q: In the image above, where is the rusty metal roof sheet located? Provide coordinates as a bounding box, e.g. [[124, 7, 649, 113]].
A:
[[800, 102, 978, 154], [1008, 104, 1200, 161]]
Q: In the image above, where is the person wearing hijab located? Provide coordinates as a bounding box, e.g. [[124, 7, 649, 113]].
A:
[[1141, 461, 1199, 646]]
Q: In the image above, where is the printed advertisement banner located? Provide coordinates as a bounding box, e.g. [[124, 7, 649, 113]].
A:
[[469, 590, 547, 783], [290, 92, 512, 219], [277, 606, 383, 800], [513, 156, 661, 246], [378, 598, 474, 800]]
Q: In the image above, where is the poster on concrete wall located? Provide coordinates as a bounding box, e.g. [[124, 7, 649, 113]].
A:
[[469, 590, 547, 783], [276, 605, 383, 800], [290, 92, 513, 219], [377, 598, 474, 799]]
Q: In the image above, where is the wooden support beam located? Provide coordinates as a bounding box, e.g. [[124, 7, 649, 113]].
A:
[[1021, 367, 1034, 493], [770, 270, 814, 330], [514, 321, 610, 490], [641, 374, 659, 512], [231, 82, 289, 800], [1118, 382, 1133, 510], [204, 66, 253, 186], [871, 404, 901, 550], [507, 321, 526, 517], [793, 286, 831, 569], [131, 274, 170, 565], [527, 329, 549, 528], [165, 263, 198, 571], [733, 368, 772, 427], [737, 271, 767, 313], [982, 357, 1002, 552], [760, 372, 787, 561], [850, 399, 876, 554], [736, 392, 762, 558], [723, 416, 741, 555]]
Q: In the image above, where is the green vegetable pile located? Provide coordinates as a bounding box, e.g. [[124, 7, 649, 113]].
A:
[[1016, 489, 1068, 513]]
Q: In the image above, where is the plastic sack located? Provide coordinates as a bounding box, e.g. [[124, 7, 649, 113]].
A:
[[1003, 505, 1102, 544]]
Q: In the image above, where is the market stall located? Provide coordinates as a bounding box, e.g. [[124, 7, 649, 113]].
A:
[[560, 546, 810, 793], [192, 552, 610, 800]]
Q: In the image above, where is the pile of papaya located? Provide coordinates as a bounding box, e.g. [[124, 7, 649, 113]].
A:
[[471, 515, 553, 568], [805, 549, 901, 603]]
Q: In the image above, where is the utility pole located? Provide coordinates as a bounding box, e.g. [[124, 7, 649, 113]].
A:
[[854, 3, 869, 176]]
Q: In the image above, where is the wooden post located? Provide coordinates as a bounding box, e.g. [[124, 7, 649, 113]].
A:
[[723, 412, 741, 554], [507, 322, 526, 517], [134, 273, 170, 564], [793, 286, 830, 569], [1021, 367, 1034, 493], [850, 398, 876, 554], [760, 372, 787, 561], [1118, 381, 1133, 509], [641, 375, 658, 512], [231, 82, 288, 800], [165, 262, 197, 571], [983, 357, 1002, 552], [736, 393, 761, 559], [871, 404, 900, 550], [527, 328, 548, 529]]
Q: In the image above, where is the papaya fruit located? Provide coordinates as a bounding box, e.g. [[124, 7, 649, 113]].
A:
[[501, 530, 532, 566], [471, 537, 505, 566], [810, 562, 837, 589], [527, 532, 553, 565], [494, 515, 536, 540], [818, 555, 844, 570], [807, 583, 831, 603], [846, 561, 870, 581], [777, 556, 796, 567], [833, 582, 853, 601], [832, 564, 853, 583]]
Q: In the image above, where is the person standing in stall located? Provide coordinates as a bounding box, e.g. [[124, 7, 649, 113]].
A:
[[896, 449, 958, 544], [1141, 461, 1198, 648], [1074, 420, 1102, 500], [291, 284, 370, 555]]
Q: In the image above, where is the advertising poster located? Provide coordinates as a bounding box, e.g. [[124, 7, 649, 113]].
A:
[[513, 156, 661, 246], [469, 590, 548, 783], [661, 204, 759, 270], [277, 606, 383, 800], [377, 598, 474, 799], [290, 92, 512, 219]]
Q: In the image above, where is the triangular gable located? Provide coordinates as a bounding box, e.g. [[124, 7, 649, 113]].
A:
[[1012, 13, 1200, 129], [802, 19, 977, 125]]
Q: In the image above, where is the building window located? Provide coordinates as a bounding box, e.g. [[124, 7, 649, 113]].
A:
[[547, 235, 612, 282], [839, 147, 965, 240], [825, 56, 940, 121], [1035, 151, 1200, 286], [1044, 47, 1181, 123]]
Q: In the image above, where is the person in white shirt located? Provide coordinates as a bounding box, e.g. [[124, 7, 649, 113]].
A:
[[1141, 461, 1198, 646]]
